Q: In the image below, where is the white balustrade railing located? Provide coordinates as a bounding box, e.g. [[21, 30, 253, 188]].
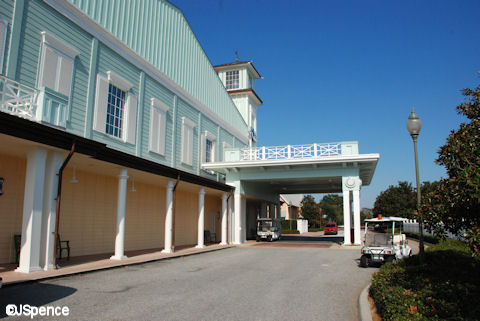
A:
[[239, 143, 341, 161], [0, 75, 38, 121]]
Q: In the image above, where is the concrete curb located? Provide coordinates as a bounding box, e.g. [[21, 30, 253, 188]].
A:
[[358, 284, 372, 321]]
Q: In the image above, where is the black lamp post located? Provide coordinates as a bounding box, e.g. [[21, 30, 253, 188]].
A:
[[406, 108, 425, 260]]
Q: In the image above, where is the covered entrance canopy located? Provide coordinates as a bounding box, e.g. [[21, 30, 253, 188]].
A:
[[203, 141, 379, 245]]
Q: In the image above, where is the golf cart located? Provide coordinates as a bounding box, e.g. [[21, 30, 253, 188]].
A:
[[360, 216, 412, 267], [256, 218, 282, 242]]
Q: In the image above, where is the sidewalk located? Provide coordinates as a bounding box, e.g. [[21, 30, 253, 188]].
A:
[[0, 243, 233, 286]]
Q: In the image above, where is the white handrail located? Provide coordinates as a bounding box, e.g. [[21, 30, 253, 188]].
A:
[[0, 75, 38, 121], [240, 143, 341, 161]]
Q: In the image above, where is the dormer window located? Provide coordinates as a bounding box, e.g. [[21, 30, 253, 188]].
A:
[[226, 70, 239, 90]]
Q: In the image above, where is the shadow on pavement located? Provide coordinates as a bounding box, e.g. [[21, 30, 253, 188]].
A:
[[280, 235, 344, 244], [0, 282, 77, 318]]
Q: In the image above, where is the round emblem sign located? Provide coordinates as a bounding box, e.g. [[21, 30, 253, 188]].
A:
[[346, 177, 355, 187]]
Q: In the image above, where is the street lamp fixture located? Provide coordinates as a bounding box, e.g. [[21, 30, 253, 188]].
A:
[[406, 108, 425, 260]]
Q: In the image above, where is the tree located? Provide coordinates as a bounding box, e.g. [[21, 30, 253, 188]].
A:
[[361, 208, 373, 224], [319, 194, 344, 224], [373, 181, 416, 218], [301, 195, 321, 227], [421, 82, 480, 255]]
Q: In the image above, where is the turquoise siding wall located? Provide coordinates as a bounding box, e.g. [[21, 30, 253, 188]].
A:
[[3, 0, 248, 179], [67, 0, 248, 136]]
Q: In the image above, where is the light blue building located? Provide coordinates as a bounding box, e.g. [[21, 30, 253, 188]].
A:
[[0, 0, 378, 273]]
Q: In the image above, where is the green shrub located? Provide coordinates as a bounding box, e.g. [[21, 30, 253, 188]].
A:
[[281, 229, 299, 234], [370, 239, 480, 321], [281, 220, 297, 231], [309, 228, 324, 232]]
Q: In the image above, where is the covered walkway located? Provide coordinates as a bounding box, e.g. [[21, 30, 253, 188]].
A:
[[203, 141, 379, 245]]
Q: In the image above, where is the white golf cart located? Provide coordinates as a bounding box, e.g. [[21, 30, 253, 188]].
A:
[[256, 218, 282, 242], [360, 216, 412, 267]]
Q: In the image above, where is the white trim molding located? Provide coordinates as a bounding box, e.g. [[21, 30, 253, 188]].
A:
[[41, 31, 79, 59], [107, 70, 133, 91]]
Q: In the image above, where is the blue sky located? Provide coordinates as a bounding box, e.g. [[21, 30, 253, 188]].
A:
[[173, 0, 480, 208]]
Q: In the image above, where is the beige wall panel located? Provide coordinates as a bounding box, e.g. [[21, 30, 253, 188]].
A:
[[60, 168, 117, 257], [0, 154, 26, 263], [174, 190, 198, 246], [124, 182, 165, 251]]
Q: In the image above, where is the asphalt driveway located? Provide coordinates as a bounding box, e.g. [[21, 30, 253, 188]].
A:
[[1, 246, 377, 321]]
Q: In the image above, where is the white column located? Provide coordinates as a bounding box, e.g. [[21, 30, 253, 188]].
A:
[[228, 196, 233, 244], [353, 189, 361, 245], [111, 168, 128, 260], [234, 192, 242, 244], [220, 193, 228, 245], [196, 188, 205, 249], [16, 147, 47, 273], [343, 190, 351, 245], [40, 151, 63, 270], [162, 180, 175, 253]]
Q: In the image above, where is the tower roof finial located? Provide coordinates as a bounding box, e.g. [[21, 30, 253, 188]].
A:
[[235, 49, 239, 62]]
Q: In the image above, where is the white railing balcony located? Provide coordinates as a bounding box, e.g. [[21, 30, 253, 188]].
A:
[[0, 75, 38, 121], [0, 75, 69, 128], [224, 142, 359, 163]]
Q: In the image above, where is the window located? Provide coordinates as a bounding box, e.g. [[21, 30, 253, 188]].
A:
[[106, 84, 126, 138], [181, 117, 195, 166], [93, 71, 137, 144], [205, 139, 213, 163], [226, 70, 239, 90], [38, 32, 78, 97], [149, 98, 169, 155], [0, 18, 7, 75], [202, 131, 216, 164]]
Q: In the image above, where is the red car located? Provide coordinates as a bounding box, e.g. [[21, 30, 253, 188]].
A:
[[324, 222, 338, 235]]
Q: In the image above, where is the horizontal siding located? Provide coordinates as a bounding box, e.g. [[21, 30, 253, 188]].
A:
[[68, 0, 248, 137]]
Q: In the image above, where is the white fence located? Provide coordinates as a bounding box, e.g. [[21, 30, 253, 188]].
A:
[[297, 219, 309, 234]]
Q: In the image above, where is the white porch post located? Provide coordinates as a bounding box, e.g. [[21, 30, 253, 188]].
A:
[[353, 187, 362, 245], [40, 151, 63, 270], [16, 147, 47, 273], [343, 190, 351, 245], [220, 193, 228, 245], [111, 168, 128, 260], [234, 192, 243, 244], [162, 180, 175, 253], [196, 188, 205, 248], [228, 196, 233, 243]]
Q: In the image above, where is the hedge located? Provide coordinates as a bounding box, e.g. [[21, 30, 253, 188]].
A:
[[404, 231, 440, 244], [370, 239, 480, 321], [281, 220, 297, 231], [282, 229, 299, 234]]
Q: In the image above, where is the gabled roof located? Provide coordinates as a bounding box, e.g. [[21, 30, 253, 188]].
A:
[[214, 61, 262, 79]]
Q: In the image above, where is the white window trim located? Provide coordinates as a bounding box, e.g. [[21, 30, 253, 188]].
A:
[[41, 31, 79, 59], [181, 117, 195, 166], [107, 70, 133, 91], [0, 18, 8, 75], [93, 72, 137, 144], [202, 130, 217, 168], [149, 97, 169, 155]]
